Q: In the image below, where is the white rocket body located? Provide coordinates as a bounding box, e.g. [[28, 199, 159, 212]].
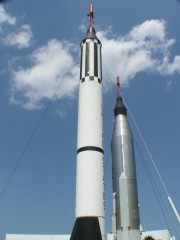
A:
[[76, 27, 105, 232], [111, 97, 141, 240], [71, 25, 105, 240]]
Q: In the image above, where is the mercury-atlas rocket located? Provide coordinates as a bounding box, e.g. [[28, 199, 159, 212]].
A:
[[70, 4, 105, 240], [111, 76, 141, 240]]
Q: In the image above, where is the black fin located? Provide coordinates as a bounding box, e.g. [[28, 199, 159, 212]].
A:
[[70, 217, 102, 240]]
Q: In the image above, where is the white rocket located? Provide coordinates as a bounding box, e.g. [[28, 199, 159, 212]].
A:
[[70, 5, 105, 240], [111, 77, 141, 240]]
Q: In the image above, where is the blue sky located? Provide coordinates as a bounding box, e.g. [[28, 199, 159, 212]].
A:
[[0, 0, 180, 239]]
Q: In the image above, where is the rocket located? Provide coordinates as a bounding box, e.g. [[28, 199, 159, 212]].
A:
[[70, 4, 105, 240], [111, 77, 141, 240]]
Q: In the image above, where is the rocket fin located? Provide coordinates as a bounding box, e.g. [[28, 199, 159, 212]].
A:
[[70, 217, 102, 240]]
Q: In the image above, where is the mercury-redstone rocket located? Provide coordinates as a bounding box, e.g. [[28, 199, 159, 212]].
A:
[[70, 4, 105, 240], [111, 77, 141, 240]]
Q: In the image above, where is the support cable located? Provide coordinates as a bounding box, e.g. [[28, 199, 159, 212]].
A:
[[134, 136, 179, 239], [102, 56, 180, 235], [0, 52, 80, 201], [122, 93, 180, 225]]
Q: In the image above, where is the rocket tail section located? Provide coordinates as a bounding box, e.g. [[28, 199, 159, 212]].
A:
[[70, 217, 102, 240]]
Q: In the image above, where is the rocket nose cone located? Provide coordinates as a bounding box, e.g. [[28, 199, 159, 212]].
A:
[[86, 26, 99, 41], [114, 97, 127, 116]]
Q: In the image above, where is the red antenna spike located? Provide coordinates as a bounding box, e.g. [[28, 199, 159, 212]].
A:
[[116, 76, 120, 97], [88, 4, 94, 27]]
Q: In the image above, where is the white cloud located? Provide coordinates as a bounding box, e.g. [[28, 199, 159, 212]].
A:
[[10, 39, 79, 110], [166, 55, 180, 74], [79, 20, 87, 33], [128, 19, 166, 41], [4, 24, 33, 48], [98, 19, 179, 86], [0, 6, 33, 48], [0, 5, 16, 31], [166, 79, 173, 92], [10, 19, 180, 110]]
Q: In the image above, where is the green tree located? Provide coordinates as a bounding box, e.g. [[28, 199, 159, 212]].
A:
[[143, 236, 155, 240]]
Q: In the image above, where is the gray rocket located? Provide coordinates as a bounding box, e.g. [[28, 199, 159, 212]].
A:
[[111, 77, 141, 240]]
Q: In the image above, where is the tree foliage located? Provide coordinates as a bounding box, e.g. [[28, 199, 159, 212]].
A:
[[143, 236, 155, 240]]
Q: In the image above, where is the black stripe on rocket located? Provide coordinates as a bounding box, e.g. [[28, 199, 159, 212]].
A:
[[80, 40, 102, 82], [100, 48, 102, 82], [94, 43, 98, 77], [85, 42, 90, 77], [77, 146, 104, 154], [80, 43, 83, 80]]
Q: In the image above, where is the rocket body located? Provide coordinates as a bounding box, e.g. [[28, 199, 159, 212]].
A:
[[71, 26, 105, 240], [76, 26, 105, 232], [111, 97, 141, 240]]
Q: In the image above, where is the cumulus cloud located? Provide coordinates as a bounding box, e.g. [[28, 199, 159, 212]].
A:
[[4, 24, 33, 48], [0, 5, 16, 31], [10, 39, 79, 110], [98, 19, 180, 86], [0, 6, 33, 48], [10, 19, 180, 110], [165, 55, 180, 74]]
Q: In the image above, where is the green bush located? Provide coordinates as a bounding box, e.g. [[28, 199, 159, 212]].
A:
[[143, 236, 155, 240]]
